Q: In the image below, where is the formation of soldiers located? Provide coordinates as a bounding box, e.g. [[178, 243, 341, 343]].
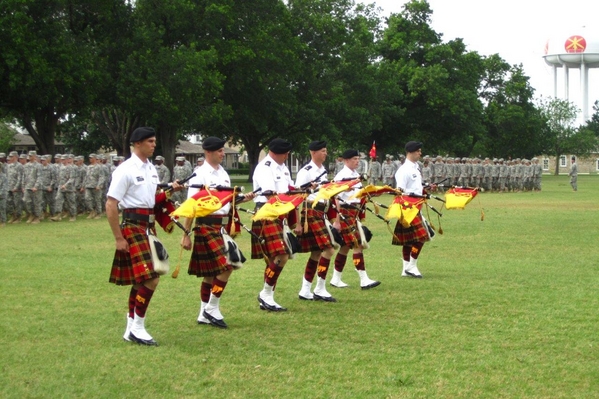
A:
[[420, 156, 543, 192], [335, 153, 543, 193], [0, 150, 124, 226]]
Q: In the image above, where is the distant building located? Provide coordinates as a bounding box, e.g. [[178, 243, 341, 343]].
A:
[[9, 133, 66, 155], [539, 154, 599, 174]]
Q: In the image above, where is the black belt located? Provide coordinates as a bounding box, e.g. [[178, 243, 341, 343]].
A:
[[340, 204, 358, 209], [122, 212, 155, 223], [195, 216, 229, 225]]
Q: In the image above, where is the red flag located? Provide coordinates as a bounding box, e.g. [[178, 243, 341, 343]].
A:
[[369, 141, 376, 159]]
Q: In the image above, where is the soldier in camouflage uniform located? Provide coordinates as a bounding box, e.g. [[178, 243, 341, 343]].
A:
[[532, 157, 542, 191], [368, 156, 382, 185], [356, 153, 368, 176], [497, 159, 507, 192], [73, 156, 86, 215], [154, 155, 170, 184], [433, 156, 445, 188], [472, 158, 484, 188], [39, 155, 56, 219], [84, 154, 105, 219], [382, 156, 395, 186], [334, 156, 344, 175], [522, 159, 532, 191], [22, 151, 44, 224], [171, 156, 189, 205], [7, 152, 24, 223], [0, 153, 7, 226], [51, 154, 77, 222], [491, 159, 500, 191], [482, 158, 492, 191]]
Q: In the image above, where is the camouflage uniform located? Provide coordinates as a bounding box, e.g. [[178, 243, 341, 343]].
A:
[[52, 155, 77, 221], [368, 159, 382, 185], [491, 159, 500, 191], [382, 158, 396, 186], [84, 155, 105, 217], [23, 151, 44, 223], [6, 152, 24, 222], [532, 158, 542, 191], [171, 157, 188, 204], [154, 156, 171, 184], [0, 155, 7, 225], [39, 156, 56, 217]]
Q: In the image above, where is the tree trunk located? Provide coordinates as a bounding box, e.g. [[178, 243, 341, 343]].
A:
[[22, 107, 60, 155], [157, 123, 178, 174], [93, 109, 139, 158], [243, 137, 265, 183]]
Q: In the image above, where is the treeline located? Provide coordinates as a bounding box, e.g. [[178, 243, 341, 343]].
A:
[[1, 0, 596, 174]]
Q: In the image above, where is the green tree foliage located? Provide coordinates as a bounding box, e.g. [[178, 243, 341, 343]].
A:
[[0, 120, 17, 153], [481, 63, 545, 158], [537, 97, 585, 175], [378, 0, 487, 157], [0, 0, 116, 155]]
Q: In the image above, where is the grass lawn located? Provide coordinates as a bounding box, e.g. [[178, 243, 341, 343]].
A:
[[1, 174, 598, 398]]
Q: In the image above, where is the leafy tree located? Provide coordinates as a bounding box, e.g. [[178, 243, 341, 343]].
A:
[[481, 63, 545, 158], [118, 0, 224, 170], [378, 0, 487, 157], [0, 120, 17, 153], [537, 97, 583, 175], [0, 0, 117, 155]]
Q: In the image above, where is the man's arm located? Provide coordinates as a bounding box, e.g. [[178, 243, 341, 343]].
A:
[[106, 196, 128, 252]]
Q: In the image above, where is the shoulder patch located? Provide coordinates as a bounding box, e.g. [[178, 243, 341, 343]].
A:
[[304, 165, 312, 171], [265, 161, 271, 166]]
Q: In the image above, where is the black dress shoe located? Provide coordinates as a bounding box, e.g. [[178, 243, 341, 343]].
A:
[[361, 280, 381, 290], [298, 295, 313, 301], [128, 332, 158, 346], [404, 271, 423, 278], [203, 311, 228, 329], [313, 293, 337, 302], [258, 296, 287, 312]]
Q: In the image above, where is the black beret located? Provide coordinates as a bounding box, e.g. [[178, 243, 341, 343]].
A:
[[308, 140, 327, 151], [342, 149, 359, 159], [130, 127, 156, 143], [269, 138, 292, 154], [202, 136, 226, 151], [405, 141, 423, 153]]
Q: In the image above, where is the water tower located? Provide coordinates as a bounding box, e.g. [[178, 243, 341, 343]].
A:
[[543, 28, 599, 121]]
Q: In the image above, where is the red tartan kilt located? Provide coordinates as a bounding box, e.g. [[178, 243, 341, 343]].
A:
[[109, 221, 159, 286], [296, 207, 333, 252], [188, 224, 232, 277], [338, 207, 360, 248], [391, 213, 430, 246], [251, 218, 287, 260]]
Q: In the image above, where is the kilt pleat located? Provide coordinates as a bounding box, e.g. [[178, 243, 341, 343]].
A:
[[391, 212, 430, 246], [188, 224, 232, 277], [337, 207, 360, 248], [296, 207, 333, 252], [109, 222, 158, 286], [251, 218, 287, 260]]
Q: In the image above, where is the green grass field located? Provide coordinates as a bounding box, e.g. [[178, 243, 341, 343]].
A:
[[1, 175, 598, 398]]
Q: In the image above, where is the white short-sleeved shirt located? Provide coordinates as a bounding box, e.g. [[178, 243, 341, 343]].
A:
[[395, 159, 422, 195], [186, 162, 231, 215], [253, 154, 293, 203], [294, 161, 327, 202], [107, 153, 159, 209], [333, 165, 362, 204]]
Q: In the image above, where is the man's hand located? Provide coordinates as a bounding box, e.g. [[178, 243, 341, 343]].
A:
[[115, 236, 129, 252], [180, 234, 192, 250]]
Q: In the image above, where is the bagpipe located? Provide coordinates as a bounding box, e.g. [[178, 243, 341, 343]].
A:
[[155, 172, 258, 278]]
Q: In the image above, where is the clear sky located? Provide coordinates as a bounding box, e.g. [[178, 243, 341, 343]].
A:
[[359, 0, 599, 121]]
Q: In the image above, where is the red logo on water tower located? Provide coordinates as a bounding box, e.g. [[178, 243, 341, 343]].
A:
[[565, 36, 586, 53]]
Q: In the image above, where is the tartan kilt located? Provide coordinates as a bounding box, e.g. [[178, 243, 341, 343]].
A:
[[109, 218, 159, 286], [251, 218, 287, 260], [188, 223, 232, 277], [391, 212, 431, 246], [296, 207, 333, 253], [337, 207, 360, 249]]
